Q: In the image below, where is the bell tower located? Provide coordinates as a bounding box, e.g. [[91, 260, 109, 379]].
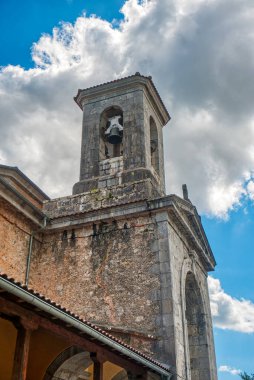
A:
[[39, 73, 217, 380], [73, 73, 170, 196]]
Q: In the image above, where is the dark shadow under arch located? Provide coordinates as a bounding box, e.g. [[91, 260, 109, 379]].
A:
[[99, 106, 123, 160], [149, 116, 159, 174]]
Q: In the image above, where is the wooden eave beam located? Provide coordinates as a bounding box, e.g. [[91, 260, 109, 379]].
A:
[[0, 296, 146, 375]]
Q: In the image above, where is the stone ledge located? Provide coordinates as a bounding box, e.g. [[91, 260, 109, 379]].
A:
[[73, 167, 164, 195], [44, 178, 160, 219]]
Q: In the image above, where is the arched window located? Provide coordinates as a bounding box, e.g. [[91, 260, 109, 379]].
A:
[[149, 117, 159, 174], [100, 106, 123, 160], [185, 272, 211, 380]]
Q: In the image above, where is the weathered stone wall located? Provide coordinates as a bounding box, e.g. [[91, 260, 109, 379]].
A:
[[135, 210, 217, 378], [99, 157, 123, 181], [143, 91, 165, 192], [168, 218, 189, 378], [166, 216, 217, 380], [44, 179, 160, 219], [0, 198, 41, 283], [30, 215, 162, 357], [31, 196, 217, 377]]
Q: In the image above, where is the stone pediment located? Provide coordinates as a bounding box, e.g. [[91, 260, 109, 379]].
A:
[[167, 194, 216, 271], [0, 165, 49, 207], [0, 164, 48, 226]]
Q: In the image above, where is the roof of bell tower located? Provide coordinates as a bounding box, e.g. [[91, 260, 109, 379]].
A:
[[74, 73, 171, 126]]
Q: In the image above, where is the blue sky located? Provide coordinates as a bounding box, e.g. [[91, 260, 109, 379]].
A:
[[204, 203, 254, 301], [0, 0, 125, 68], [0, 0, 253, 378], [204, 207, 254, 378]]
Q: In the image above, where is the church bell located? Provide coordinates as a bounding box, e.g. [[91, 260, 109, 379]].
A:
[[107, 126, 122, 145]]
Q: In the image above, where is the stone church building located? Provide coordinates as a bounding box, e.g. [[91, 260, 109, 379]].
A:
[[0, 73, 217, 380]]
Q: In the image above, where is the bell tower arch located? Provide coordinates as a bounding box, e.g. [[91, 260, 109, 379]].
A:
[[73, 73, 170, 196], [99, 106, 123, 160]]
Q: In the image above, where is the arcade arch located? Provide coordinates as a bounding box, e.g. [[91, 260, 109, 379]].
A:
[[185, 272, 211, 380]]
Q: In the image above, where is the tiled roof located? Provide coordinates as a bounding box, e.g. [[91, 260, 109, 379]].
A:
[[0, 273, 171, 374]]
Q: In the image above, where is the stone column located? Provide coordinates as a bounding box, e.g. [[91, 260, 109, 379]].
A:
[[153, 211, 176, 366]]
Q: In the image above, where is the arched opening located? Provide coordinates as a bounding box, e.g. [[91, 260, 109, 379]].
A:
[[185, 272, 211, 380], [100, 106, 123, 160], [149, 117, 159, 174], [43, 346, 93, 380], [43, 346, 127, 380]]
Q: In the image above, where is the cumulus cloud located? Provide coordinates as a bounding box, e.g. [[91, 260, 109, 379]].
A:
[[219, 365, 241, 376], [208, 276, 254, 333], [246, 180, 254, 201], [0, 0, 254, 217]]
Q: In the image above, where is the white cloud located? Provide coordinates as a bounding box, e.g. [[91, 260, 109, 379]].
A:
[[219, 365, 241, 376], [0, 0, 254, 217], [208, 181, 245, 220], [247, 180, 254, 201], [208, 276, 254, 333]]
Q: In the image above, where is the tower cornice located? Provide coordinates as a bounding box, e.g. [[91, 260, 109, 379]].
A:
[[74, 73, 170, 126]]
